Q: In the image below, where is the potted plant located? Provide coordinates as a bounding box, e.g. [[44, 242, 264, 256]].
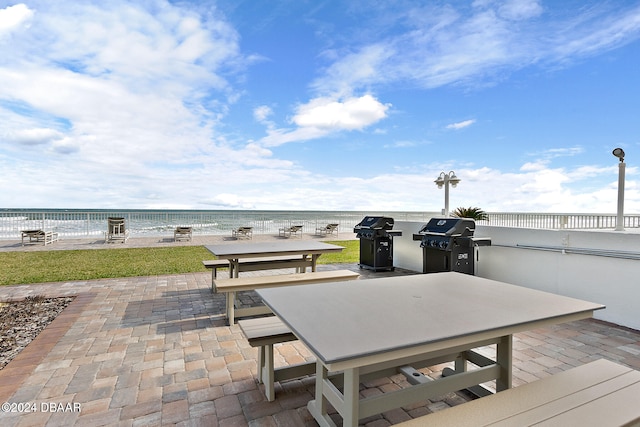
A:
[[452, 207, 488, 221]]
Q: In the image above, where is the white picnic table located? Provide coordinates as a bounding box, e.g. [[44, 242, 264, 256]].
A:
[[257, 272, 605, 427], [205, 241, 345, 278]]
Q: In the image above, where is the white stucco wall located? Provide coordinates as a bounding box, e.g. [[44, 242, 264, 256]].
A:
[[392, 221, 425, 273], [394, 221, 640, 331]]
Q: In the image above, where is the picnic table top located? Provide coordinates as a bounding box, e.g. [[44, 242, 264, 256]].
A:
[[205, 241, 345, 259], [258, 272, 605, 369]]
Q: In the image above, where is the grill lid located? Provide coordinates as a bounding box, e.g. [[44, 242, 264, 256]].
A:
[[412, 218, 476, 249], [354, 216, 394, 231], [417, 218, 475, 237]]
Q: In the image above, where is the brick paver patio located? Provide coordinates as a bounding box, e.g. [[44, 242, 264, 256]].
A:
[[1, 237, 639, 426]]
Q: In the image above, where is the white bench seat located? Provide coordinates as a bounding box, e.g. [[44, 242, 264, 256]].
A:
[[203, 255, 315, 291], [214, 269, 359, 292], [203, 259, 232, 290], [238, 316, 315, 401], [395, 359, 640, 427], [216, 269, 359, 324]]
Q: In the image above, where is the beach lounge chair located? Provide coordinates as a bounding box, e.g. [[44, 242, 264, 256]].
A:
[[278, 225, 303, 238], [174, 226, 192, 242], [232, 226, 253, 239], [21, 229, 58, 246], [315, 223, 339, 236], [105, 217, 129, 243]]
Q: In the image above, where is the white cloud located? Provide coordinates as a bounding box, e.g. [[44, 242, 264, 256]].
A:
[[308, 2, 640, 98], [496, 0, 544, 21], [0, 3, 247, 160], [292, 95, 389, 130], [258, 126, 330, 148], [204, 193, 256, 209], [0, 1, 259, 208], [312, 44, 395, 97], [385, 141, 417, 148], [258, 94, 390, 146], [568, 165, 614, 180], [446, 119, 476, 130], [6, 128, 62, 146], [1, 1, 639, 213], [253, 105, 273, 123], [51, 137, 80, 154], [537, 146, 584, 158], [311, 4, 517, 94], [518, 146, 585, 173], [217, 162, 639, 213], [442, 164, 639, 214], [521, 161, 547, 172], [548, 4, 640, 62], [0, 4, 33, 34]]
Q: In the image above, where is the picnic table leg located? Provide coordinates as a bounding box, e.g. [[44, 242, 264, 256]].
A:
[[311, 254, 320, 272], [296, 254, 308, 273], [262, 345, 275, 401], [226, 291, 236, 325], [342, 367, 360, 427], [307, 362, 338, 427], [231, 259, 239, 278], [496, 334, 513, 391], [454, 353, 467, 373], [257, 346, 266, 383]]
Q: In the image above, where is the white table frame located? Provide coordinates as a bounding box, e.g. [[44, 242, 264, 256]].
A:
[[258, 272, 605, 427]]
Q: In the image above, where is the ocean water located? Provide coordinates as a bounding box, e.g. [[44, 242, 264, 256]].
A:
[[0, 209, 437, 239]]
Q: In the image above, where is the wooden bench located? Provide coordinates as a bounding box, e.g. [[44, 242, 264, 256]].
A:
[[395, 359, 640, 427], [238, 316, 316, 402], [278, 225, 303, 238], [174, 226, 192, 242], [315, 223, 339, 236], [202, 255, 316, 291], [215, 269, 359, 324], [232, 226, 253, 239], [21, 229, 58, 246]]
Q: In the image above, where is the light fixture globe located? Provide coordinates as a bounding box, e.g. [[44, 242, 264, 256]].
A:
[[613, 148, 625, 162], [448, 172, 461, 188]]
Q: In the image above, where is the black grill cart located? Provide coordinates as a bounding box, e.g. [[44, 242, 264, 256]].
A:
[[412, 218, 491, 275], [354, 216, 402, 271]]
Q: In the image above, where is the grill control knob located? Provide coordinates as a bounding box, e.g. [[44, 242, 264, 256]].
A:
[[438, 241, 448, 249]]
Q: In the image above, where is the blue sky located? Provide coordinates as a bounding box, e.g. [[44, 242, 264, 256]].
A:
[[1, 0, 639, 213]]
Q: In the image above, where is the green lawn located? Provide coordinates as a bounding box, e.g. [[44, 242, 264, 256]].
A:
[[0, 240, 359, 286]]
